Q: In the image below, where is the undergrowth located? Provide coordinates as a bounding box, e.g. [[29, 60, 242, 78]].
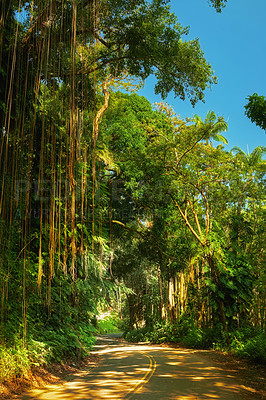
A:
[[0, 337, 48, 382], [0, 324, 96, 383], [124, 320, 266, 364], [0, 312, 123, 383], [0, 310, 122, 383], [96, 313, 122, 334]]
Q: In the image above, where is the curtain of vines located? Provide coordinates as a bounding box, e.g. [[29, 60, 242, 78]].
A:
[[0, 0, 108, 342]]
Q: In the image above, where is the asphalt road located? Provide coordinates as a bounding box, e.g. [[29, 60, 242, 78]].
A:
[[21, 334, 243, 400]]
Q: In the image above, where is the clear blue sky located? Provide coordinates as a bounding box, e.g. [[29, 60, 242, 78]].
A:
[[138, 0, 266, 152]]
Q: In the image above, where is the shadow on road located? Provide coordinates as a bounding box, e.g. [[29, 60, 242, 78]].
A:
[[21, 334, 246, 400]]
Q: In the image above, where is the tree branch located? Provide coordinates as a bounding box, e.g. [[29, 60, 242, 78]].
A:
[[169, 194, 203, 244], [175, 128, 208, 168], [92, 73, 112, 145], [188, 199, 202, 237]]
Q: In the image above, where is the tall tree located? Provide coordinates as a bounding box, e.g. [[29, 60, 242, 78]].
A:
[[103, 94, 263, 332]]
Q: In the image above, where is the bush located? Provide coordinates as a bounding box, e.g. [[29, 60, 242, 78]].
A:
[[96, 313, 121, 334], [0, 322, 98, 383], [27, 339, 50, 366], [146, 322, 171, 343], [236, 332, 266, 363], [124, 328, 148, 343], [182, 327, 203, 348], [0, 345, 29, 382], [0, 337, 49, 382], [39, 324, 96, 362]]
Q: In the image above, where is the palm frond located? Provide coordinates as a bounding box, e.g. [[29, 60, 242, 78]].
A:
[[231, 146, 247, 157], [248, 146, 266, 167], [193, 114, 203, 126], [206, 110, 216, 124], [213, 134, 228, 144]]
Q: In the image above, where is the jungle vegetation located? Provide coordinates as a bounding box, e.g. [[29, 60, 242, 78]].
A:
[[0, 0, 265, 382]]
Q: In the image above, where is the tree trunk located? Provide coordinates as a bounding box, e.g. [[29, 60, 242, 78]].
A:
[[157, 265, 164, 321], [179, 271, 185, 315], [168, 277, 176, 324], [206, 254, 227, 332]]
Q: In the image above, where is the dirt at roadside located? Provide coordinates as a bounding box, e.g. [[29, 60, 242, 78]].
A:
[[0, 354, 101, 400], [194, 349, 265, 400]]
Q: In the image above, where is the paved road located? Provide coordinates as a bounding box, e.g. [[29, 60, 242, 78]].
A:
[[21, 334, 243, 400]]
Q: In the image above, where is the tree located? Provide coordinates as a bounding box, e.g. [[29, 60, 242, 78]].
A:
[[230, 146, 266, 328], [16, 0, 218, 106], [4, 0, 263, 375], [230, 145, 266, 214], [103, 94, 262, 332], [245, 93, 266, 132]]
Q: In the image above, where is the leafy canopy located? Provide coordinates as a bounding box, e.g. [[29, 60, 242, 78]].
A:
[[16, 0, 218, 106], [245, 93, 266, 132]]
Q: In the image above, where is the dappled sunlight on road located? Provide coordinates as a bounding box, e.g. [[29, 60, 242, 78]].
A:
[[123, 345, 240, 399], [21, 336, 243, 400]]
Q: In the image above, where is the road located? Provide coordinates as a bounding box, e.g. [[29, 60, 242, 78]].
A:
[[21, 334, 243, 400]]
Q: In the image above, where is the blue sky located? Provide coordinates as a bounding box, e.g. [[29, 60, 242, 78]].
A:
[[138, 0, 266, 152]]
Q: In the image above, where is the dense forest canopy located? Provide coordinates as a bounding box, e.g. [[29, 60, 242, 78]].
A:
[[0, 0, 265, 381]]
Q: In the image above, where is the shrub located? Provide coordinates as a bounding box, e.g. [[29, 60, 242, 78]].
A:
[[0, 337, 49, 382], [182, 327, 203, 348], [124, 328, 148, 343], [27, 339, 50, 366], [236, 333, 266, 363], [146, 322, 171, 343], [39, 324, 96, 362], [96, 313, 121, 334], [0, 345, 29, 382]]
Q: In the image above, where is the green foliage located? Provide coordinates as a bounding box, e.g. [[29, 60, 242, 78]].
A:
[[124, 322, 266, 363], [182, 328, 204, 349], [208, 0, 227, 13], [123, 319, 219, 348], [38, 325, 96, 362], [236, 332, 266, 363], [0, 0, 264, 384], [99, 0, 217, 104], [245, 93, 266, 131], [211, 328, 266, 364], [0, 337, 49, 382], [0, 345, 30, 382], [0, 247, 101, 371], [124, 327, 149, 343], [96, 313, 121, 334], [0, 323, 97, 382], [104, 91, 264, 336]]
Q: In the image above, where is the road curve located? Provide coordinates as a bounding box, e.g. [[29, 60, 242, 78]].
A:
[[21, 334, 243, 400]]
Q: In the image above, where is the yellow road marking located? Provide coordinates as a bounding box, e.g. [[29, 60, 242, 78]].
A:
[[126, 352, 157, 398]]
